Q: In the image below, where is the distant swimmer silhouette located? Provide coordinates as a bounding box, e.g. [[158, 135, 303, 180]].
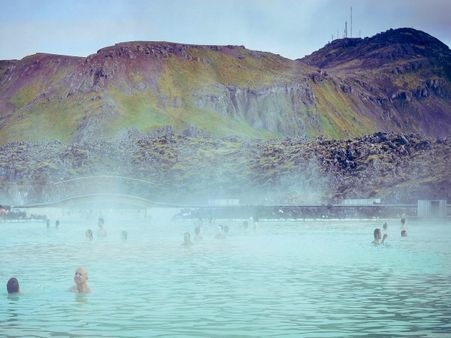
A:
[[400, 218, 408, 237], [215, 225, 226, 239], [97, 218, 107, 237], [194, 225, 203, 242], [85, 229, 93, 240], [382, 222, 388, 240], [183, 232, 193, 247]]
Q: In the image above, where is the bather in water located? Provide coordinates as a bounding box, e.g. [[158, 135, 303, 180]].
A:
[[372, 228, 386, 246], [70, 267, 91, 293], [215, 225, 226, 239], [6, 277, 20, 294], [183, 232, 193, 247], [400, 218, 408, 237], [194, 225, 202, 242], [97, 217, 107, 237], [85, 229, 93, 240]]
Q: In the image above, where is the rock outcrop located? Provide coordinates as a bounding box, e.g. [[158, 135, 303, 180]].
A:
[[0, 133, 449, 205]]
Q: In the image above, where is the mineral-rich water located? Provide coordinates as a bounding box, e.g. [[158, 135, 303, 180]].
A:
[[1, 210, 450, 337]]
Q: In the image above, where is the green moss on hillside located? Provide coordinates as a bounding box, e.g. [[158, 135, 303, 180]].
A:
[[107, 88, 173, 134], [1, 94, 98, 143], [313, 81, 375, 138]]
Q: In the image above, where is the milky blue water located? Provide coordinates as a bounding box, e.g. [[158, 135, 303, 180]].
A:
[[1, 210, 451, 337]]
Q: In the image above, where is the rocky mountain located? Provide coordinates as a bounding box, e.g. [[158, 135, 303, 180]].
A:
[[300, 28, 451, 137], [0, 28, 450, 204], [1, 28, 450, 144]]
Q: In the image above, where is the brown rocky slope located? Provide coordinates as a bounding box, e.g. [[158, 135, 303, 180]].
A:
[[0, 28, 450, 143]]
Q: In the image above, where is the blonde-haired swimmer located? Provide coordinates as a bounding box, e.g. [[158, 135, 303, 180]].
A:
[[70, 267, 91, 293]]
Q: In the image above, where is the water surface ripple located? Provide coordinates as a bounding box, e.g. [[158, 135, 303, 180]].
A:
[[1, 215, 450, 337]]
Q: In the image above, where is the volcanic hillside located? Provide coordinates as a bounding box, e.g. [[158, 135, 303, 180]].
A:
[[0, 28, 450, 144]]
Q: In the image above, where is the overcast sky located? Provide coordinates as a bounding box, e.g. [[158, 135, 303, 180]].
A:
[[0, 0, 450, 60]]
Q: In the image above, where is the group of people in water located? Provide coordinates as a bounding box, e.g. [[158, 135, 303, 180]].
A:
[[83, 217, 127, 241], [4, 215, 408, 296], [5, 266, 90, 295], [182, 219, 257, 247], [46, 217, 127, 241], [372, 217, 408, 245]]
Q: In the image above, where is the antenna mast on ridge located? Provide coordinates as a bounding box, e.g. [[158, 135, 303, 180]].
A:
[[350, 6, 353, 38]]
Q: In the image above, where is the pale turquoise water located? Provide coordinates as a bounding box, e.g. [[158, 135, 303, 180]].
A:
[[1, 210, 451, 337]]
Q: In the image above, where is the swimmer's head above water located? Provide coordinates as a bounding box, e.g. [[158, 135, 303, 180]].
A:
[[7, 277, 19, 294], [372, 228, 382, 245], [71, 267, 91, 293]]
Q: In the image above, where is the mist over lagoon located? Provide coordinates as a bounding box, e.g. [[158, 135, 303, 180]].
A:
[[1, 1, 451, 337], [2, 208, 451, 337]]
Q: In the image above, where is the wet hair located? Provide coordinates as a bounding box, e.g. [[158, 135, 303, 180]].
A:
[[7, 277, 19, 294], [98, 217, 104, 226], [373, 228, 381, 239]]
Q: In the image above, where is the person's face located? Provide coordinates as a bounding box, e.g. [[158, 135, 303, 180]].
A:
[[74, 268, 88, 285]]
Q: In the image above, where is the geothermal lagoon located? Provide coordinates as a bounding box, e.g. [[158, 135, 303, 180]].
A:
[[1, 210, 451, 337]]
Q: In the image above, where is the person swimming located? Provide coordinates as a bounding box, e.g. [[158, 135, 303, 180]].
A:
[[194, 225, 202, 242], [6, 277, 20, 294], [70, 267, 91, 293], [97, 217, 107, 237], [372, 228, 381, 245], [85, 229, 93, 240], [372, 227, 387, 246], [183, 232, 193, 247], [400, 217, 407, 237], [382, 222, 388, 238], [215, 225, 226, 239]]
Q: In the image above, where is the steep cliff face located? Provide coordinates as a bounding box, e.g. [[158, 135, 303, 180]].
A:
[[0, 28, 450, 144]]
